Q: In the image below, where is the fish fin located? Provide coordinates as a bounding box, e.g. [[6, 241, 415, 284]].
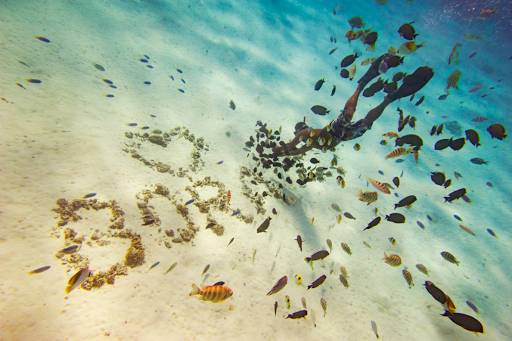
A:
[[382, 252, 388, 261], [189, 283, 201, 296], [67, 271, 81, 285], [356, 189, 363, 198], [441, 310, 453, 317]]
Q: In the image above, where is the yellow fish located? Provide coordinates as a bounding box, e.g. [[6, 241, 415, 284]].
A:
[[189, 283, 233, 303], [356, 189, 378, 205], [397, 41, 425, 55], [295, 274, 302, 286]]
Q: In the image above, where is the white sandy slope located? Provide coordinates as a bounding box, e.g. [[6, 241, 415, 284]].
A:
[[0, 0, 511, 340]]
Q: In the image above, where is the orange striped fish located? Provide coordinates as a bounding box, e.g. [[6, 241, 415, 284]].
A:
[[413, 150, 419, 164], [385, 147, 407, 159], [441, 251, 460, 266], [382, 132, 400, 138], [459, 224, 476, 236], [341, 242, 352, 256], [226, 190, 231, 207], [190, 283, 233, 303], [367, 177, 391, 194], [356, 189, 378, 205], [416, 264, 430, 276], [402, 269, 414, 288], [382, 252, 401, 267]]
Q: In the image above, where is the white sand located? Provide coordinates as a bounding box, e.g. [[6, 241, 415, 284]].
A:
[[1, 0, 511, 340]]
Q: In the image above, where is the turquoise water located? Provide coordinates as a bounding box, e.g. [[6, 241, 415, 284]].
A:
[[1, 0, 511, 340]]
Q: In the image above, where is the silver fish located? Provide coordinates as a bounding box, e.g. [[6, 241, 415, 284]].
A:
[[164, 262, 177, 275], [371, 320, 379, 338], [58, 245, 80, 254], [202, 264, 210, 276]]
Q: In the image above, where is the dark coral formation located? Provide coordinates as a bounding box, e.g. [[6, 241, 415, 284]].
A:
[[82, 263, 128, 290], [52, 198, 124, 230], [125, 236, 145, 268]]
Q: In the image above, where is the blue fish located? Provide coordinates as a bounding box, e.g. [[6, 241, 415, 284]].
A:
[[170, 75, 174, 81], [454, 215, 462, 221], [185, 199, 195, 206], [144, 55, 150, 59], [150, 115, 156, 117], [138, 58, 148, 63], [148, 262, 160, 271], [394, 193, 399, 197], [487, 228, 498, 238], [181, 78, 186, 84], [105, 94, 114, 98], [141, 126, 150, 130], [143, 81, 151, 85], [232, 210, 240, 216], [400, 170, 404, 177], [28, 266, 51, 275], [395, 159, 405, 163], [205, 148, 209, 151], [110, 85, 117, 88], [58, 245, 80, 254], [427, 215, 433, 221], [217, 161, 224, 164], [417, 221, 425, 230], [177, 89, 185, 93], [83, 193, 97, 198], [147, 65, 153, 69], [176, 68, 183, 73], [127, 123, 137, 126], [378, 170, 384, 175]]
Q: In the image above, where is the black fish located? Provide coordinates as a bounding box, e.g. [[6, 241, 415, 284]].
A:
[[310, 158, 320, 164], [410, 93, 415, 102], [286, 177, 292, 184], [398, 115, 410, 132], [364, 32, 378, 45], [395, 134, 423, 150], [83, 193, 97, 198], [213, 281, 225, 286], [363, 217, 381, 231], [441, 312, 484, 334], [444, 188, 466, 203], [331, 85, 336, 96], [387, 55, 404, 68], [431, 172, 446, 186], [341, 54, 359, 67], [415, 95, 425, 106], [430, 125, 437, 136], [267, 276, 288, 296], [344, 212, 356, 220], [295, 235, 303, 251], [465, 129, 481, 148], [384, 81, 398, 93], [227, 238, 234, 247], [274, 301, 278, 316], [314, 79, 325, 91], [385, 213, 406, 223], [363, 88, 376, 97], [329, 47, 338, 55], [408, 116, 416, 129], [436, 124, 444, 135], [393, 177, 400, 187], [424, 281, 447, 304], [205, 223, 216, 229], [311, 105, 330, 115], [443, 179, 451, 188], [26, 79, 42, 84], [36, 36, 51, 43], [393, 72, 405, 82], [435, 138, 452, 150], [272, 208, 278, 215], [449, 138, 465, 151], [257, 217, 272, 233], [305, 250, 329, 262], [286, 310, 308, 319], [398, 22, 418, 40], [340, 69, 349, 78], [307, 275, 327, 290], [394, 195, 417, 209]]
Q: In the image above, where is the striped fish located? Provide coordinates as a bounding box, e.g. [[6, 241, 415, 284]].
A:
[[382, 132, 400, 138], [459, 224, 476, 236], [340, 266, 349, 278], [416, 264, 430, 276], [470, 158, 488, 165], [339, 274, 350, 288], [341, 242, 352, 256], [65, 268, 91, 294], [226, 190, 231, 207], [348, 16, 365, 28], [301, 297, 307, 309], [189, 283, 233, 303], [367, 177, 391, 194], [413, 150, 419, 164], [441, 251, 460, 266], [445, 70, 462, 92], [385, 147, 407, 159], [356, 189, 378, 205], [402, 269, 414, 288], [382, 252, 402, 267], [389, 237, 396, 245], [472, 116, 489, 122], [266, 276, 288, 296], [321, 298, 327, 316]]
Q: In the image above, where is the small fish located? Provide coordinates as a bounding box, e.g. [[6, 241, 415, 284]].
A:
[[202, 264, 210, 276], [231, 210, 240, 216], [274, 301, 278, 316], [363, 241, 372, 249], [403, 269, 414, 288], [354, 143, 361, 151], [321, 298, 327, 317], [356, 190, 378, 205], [253, 249, 257, 263], [185, 199, 195, 206], [93, 63, 105, 71], [177, 89, 185, 93], [344, 212, 356, 220], [65, 268, 91, 294], [417, 221, 425, 230], [339, 274, 349, 289], [307, 275, 327, 290], [82, 193, 97, 199], [140, 126, 150, 130], [363, 217, 381, 231], [169, 75, 175, 80], [295, 274, 302, 286], [427, 215, 433, 221], [58, 245, 80, 254], [285, 296, 291, 309], [148, 262, 160, 271], [257, 217, 272, 233], [441, 251, 460, 266], [217, 161, 224, 165], [386, 213, 406, 223], [326, 239, 333, 253], [389, 237, 396, 245], [16, 83, 26, 89], [301, 297, 307, 309], [371, 320, 379, 339], [227, 238, 234, 247], [466, 301, 480, 315], [286, 310, 307, 320], [26, 79, 41, 84], [127, 123, 137, 127], [143, 81, 151, 85], [341, 242, 352, 256], [469, 51, 478, 59], [27, 266, 51, 275], [487, 228, 499, 238], [181, 78, 186, 84], [35, 36, 50, 43], [105, 94, 114, 98], [189, 283, 233, 303], [329, 48, 338, 55], [453, 215, 462, 221], [295, 235, 303, 251], [267, 276, 288, 296], [176, 69, 183, 73], [416, 264, 430, 276], [305, 250, 329, 263], [138, 58, 148, 63], [382, 253, 401, 267], [438, 94, 449, 100], [163, 262, 177, 275], [378, 170, 384, 175]]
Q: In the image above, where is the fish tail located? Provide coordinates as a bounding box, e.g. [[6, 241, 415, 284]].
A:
[[382, 252, 388, 262], [304, 257, 311, 263], [65, 285, 72, 294], [356, 189, 363, 198], [189, 284, 201, 296], [394, 204, 398, 210]]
